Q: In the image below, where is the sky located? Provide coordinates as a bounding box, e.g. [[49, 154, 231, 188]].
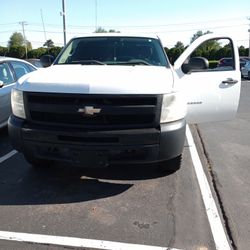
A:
[[0, 0, 250, 49]]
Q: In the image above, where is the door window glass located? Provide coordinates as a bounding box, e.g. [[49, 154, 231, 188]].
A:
[[0, 62, 15, 85], [182, 38, 234, 73], [10, 61, 35, 79]]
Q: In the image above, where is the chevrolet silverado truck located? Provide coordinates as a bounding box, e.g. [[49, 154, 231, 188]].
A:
[[8, 33, 241, 169]]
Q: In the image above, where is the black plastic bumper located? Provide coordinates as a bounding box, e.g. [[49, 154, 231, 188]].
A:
[[8, 115, 186, 166]]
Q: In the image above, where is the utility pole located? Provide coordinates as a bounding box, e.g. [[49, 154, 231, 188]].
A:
[[19, 21, 28, 59], [249, 28, 250, 57], [95, 0, 98, 31], [248, 17, 250, 57], [40, 9, 47, 45], [62, 0, 66, 46]]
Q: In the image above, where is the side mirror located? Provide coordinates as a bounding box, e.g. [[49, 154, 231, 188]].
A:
[[40, 55, 55, 67], [0, 80, 4, 88], [182, 57, 209, 74]]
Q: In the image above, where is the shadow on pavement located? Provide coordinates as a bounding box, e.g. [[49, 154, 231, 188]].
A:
[[0, 126, 13, 157], [0, 155, 180, 206]]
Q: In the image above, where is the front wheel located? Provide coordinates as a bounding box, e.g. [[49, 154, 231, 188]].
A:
[[157, 155, 182, 173]]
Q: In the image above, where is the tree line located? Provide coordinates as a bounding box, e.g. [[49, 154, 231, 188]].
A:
[[0, 30, 249, 63], [0, 32, 62, 59], [0, 27, 121, 59]]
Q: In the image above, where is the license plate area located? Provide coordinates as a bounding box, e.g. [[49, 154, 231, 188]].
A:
[[71, 150, 108, 167]]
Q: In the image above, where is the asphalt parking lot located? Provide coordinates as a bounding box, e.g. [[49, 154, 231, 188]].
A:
[[0, 126, 229, 250], [0, 80, 249, 250]]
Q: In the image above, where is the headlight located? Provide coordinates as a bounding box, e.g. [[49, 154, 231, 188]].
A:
[[160, 92, 186, 123], [11, 89, 26, 119]]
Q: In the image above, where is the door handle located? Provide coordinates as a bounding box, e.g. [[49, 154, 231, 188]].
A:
[[222, 78, 238, 85]]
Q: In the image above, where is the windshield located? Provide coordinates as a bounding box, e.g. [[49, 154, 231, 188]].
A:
[[55, 36, 169, 67]]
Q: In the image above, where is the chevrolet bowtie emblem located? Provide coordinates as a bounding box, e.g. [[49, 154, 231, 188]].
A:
[[78, 106, 101, 115]]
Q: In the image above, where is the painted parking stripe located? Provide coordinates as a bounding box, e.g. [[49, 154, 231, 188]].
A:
[[0, 230, 182, 250], [186, 125, 231, 250], [0, 150, 17, 164]]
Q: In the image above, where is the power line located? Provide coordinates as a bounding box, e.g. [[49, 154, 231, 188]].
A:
[[0, 16, 247, 29], [1, 16, 249, 48], [2, 22, 248, 34], [152, 23, 249, 34], [0, 30, 16, 34], [0, 22, 19, 26]]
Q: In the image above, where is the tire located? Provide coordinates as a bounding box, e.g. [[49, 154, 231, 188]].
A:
[[24, 154, 54, 168], [157, 155, 182, 173]]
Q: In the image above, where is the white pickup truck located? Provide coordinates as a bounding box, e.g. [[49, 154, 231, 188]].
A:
[[8, 33, 241, 170]]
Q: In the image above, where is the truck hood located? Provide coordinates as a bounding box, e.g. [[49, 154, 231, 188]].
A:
[[18, 65, 174, 94]]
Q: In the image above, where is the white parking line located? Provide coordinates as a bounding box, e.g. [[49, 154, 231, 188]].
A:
[[186, 125, 231, 250], [0, 150, 17, 164], [0, 230, 182, 250]]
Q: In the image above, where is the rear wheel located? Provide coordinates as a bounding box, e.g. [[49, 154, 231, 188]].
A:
[[158, 155, 182, 173]]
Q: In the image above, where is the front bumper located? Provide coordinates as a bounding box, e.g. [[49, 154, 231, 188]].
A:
[[8, 115, 186, 166]]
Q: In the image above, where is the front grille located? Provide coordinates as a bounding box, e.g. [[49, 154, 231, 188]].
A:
[[24, 92, 162, 130]]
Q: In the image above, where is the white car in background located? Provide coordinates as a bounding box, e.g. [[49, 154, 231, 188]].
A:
[[241, 60, 250, 79], [0, 57, 37, 128]]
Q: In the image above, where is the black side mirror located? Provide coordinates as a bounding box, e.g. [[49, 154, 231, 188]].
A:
[[0, 81, 4, 88], [40, 55, 55, 67], [182, 57, 209, 74]]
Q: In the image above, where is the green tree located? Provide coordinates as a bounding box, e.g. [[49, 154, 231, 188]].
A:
[[0, 46, 8, 56], [43, 39, 55, 48], [27, 46, 62, 59], [174, 41, 185, 50], [215, 44, 232, 60], [238, 45, 248, 56], [164, 47, 169, 54], [27, 41, 32, 51], [47, 46, 62, 57], [8, 32, 24, 47], [94, 27, 120, 33], [94, 27, 107, 33], [167, 41, 186, 64], [8, 32, 32, 58], [190, 30, 212, 44], [8, 45, 26, 58], [108, 29, 120, 33], [190, 31, 221, 60], [27, 47, 47, 58]]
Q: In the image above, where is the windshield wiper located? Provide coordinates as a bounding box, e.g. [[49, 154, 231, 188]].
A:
[[71, 60, 106, 65], [114, 59, 152, 66]]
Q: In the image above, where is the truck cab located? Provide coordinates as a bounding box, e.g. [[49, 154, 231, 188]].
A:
[[8, 33, 241, 169]]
